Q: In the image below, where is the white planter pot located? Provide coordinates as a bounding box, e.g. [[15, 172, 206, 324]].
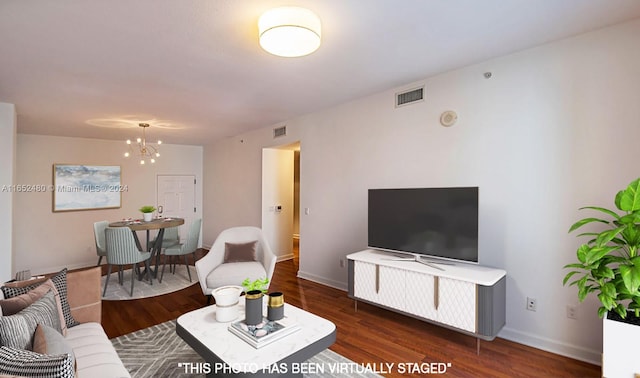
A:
[[142, 212, 153, 222], [603, 313, 640, 377], [212, 285, 243, 322]]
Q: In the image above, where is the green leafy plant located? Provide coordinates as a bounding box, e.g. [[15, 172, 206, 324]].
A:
[[139, 205, 156, 213], [242, 277, 269, 293], [564, 178, 640, 319]]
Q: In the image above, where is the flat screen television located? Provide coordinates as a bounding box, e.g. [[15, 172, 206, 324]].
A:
[[368, 187, 479, 264]]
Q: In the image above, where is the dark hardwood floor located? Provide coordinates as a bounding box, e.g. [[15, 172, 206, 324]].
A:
[[101, 251, 599, 377]]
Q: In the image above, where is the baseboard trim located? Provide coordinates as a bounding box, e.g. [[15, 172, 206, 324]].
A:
[[277, 254, 294, 262], [296, 270, 347, 291], [499, 327, 601, 366]]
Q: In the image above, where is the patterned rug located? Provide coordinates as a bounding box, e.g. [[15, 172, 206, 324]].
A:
[[101, 265, 197, 300], [111, 320, 382, 378]]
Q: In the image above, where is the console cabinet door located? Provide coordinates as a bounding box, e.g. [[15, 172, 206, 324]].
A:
[[437, 277, 476, 332], [404, 270, 438, 321], [353, 261, 405, 310]]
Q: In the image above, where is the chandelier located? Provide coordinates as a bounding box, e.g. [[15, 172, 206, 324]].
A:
[[124, 123, 161, 164]]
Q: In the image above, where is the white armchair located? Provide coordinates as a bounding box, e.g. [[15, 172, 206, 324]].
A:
[[195, 226, 276, 302]]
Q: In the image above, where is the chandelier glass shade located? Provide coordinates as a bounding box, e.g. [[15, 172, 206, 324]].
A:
[[124, 123, 161, 165], [258, 7, 321, 57]]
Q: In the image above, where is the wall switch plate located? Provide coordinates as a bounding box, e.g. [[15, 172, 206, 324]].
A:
[[567, 304, 577, 319]]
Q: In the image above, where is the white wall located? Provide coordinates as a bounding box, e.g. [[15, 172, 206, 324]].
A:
[[0, 103, 16, 282], [14, 134, 203, 274], [202, 19, 640, 364], [262, 148, 294, 259]]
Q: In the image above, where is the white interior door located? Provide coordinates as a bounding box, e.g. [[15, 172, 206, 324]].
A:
[[157, 175, 196, 241]]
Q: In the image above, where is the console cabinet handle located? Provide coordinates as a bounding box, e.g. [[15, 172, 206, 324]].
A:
[[434, 276, 439, 310], [375, 264, 380, 293]]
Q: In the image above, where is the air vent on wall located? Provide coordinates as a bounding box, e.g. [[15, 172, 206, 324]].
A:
[[273, 125, 287, 138], [395, 86, 424, 107]]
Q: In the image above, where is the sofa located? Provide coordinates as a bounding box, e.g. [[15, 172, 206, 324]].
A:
[[0, 267, 129, 377]]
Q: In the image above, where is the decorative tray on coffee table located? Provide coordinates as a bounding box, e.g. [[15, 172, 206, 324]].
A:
[[228, 316, 300, 348]]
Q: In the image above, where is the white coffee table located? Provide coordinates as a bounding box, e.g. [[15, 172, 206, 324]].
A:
[[176, 297, 336, 377]]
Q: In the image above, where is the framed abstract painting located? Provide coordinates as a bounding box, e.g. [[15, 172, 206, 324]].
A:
[[52, 164, 123, 212]]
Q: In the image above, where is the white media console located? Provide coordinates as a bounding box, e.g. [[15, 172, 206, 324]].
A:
[[347, 249, 506, 345]]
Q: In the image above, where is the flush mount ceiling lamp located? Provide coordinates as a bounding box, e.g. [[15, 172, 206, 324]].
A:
[[124, 123, 162, 165], [258, 6, 321, 58]]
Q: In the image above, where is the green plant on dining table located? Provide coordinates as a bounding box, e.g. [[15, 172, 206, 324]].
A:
[[139, 205, 156, 213], [564, 177, 640, 319]]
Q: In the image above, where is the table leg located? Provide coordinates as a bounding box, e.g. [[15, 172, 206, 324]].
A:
[[131, 231, 143, 251], [152, 229, 165, 278]]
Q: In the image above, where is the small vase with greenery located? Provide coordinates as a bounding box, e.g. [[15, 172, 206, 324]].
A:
[[564, 177, 640, 321], [139, 205, 156, 222]]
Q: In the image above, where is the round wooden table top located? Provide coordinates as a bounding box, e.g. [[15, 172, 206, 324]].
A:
[[108, 217, 184, 231]]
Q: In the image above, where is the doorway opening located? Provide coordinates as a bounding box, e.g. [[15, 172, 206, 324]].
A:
[[261, 142, 301, 270]]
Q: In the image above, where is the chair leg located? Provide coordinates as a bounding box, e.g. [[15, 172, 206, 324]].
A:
[[103, 265, 112, 297], [130, 264, 136, 296], [145, 259, 153, 286], [97, 256, 103, 266], [184, 254, 192, 282], [160, 255, 168, 283], [118, 266, 124, 285]]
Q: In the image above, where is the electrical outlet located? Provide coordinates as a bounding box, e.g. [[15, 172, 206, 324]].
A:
[[526, 297, 537, 311], [567, 304, 577, 319], [339, 259, 345, 268]]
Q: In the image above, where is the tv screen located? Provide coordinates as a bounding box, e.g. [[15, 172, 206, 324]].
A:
[[368, 187, 479, 263]]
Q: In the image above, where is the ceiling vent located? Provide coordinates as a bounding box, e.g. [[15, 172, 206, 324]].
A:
[[395, 86, 424, 107], [273, 125, 287, 138]]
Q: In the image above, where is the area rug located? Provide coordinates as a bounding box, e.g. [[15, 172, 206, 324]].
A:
[[111, 320, 382, 378], [101, 266, 197, 300]]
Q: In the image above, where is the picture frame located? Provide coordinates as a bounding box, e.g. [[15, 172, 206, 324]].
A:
[[52, 164, 122, 212]]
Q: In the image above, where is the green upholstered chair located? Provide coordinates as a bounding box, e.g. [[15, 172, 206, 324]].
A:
[[150, 226, 180, 250], [160, 218, 201, 283], [103, 227, 153, 297], [93, 220, 108, 266]]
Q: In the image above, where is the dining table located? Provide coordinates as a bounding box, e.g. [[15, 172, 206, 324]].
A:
[[108, 217, 185, 278]]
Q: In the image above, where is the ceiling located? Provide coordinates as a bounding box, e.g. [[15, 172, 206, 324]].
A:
[[2, 1, 640, 146]]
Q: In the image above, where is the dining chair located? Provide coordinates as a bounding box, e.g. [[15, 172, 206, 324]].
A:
[[150, 226, 180, 250], [160, 218, 201, 283], [93, 220, 108, 266], [103, 227, 153, 297]]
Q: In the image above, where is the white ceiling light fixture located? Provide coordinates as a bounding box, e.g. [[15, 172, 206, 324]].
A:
[[259, 6, 321, 58], [124, 123, 162, 165]]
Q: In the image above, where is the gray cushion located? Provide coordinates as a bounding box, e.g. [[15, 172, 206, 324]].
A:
[[1, 268, 79, 328], [0, 290, 62, 350], [0, 346, 74, 377], [33, 324, 74, 361], [223, 241, 257, 263], [206, 261, 267, 289]]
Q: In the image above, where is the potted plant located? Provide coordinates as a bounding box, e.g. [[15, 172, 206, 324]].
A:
[[241, 277, 269, 293], [564, 177, 640, 375], [139, 205, 156, 222]]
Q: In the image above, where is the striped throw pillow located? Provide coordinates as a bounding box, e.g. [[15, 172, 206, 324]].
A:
[[1, 269, 79, 328], [0, 291, 62, 350]]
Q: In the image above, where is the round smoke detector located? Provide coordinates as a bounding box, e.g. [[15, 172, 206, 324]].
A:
[[440, 110, 458, 127]]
